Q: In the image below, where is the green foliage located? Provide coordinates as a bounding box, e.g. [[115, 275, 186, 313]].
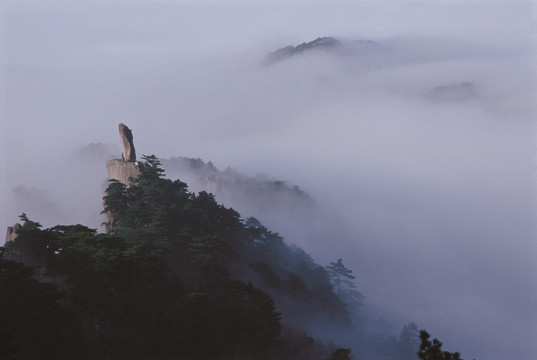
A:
[[19, 212, 42, 230], [187, 233, 231, 265], [8, 223, 181, 359], [3, 211, 282, 359], [102, 155, 241, 263], [102, 156, 353, 334], [245, 218, 351, 330], [418, 330, 463, 360]]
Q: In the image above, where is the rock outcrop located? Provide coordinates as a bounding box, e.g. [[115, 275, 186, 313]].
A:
[[5, 223, 21, 244], [119, 123, 136, 162], [106, 123, 147, 186], [105, 124, 148, 232], [106, 159, 148, 185]]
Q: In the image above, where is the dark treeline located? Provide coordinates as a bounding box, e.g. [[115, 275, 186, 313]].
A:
[[1, 156, 464, 360]]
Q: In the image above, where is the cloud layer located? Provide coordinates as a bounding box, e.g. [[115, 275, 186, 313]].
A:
[[2, 2, 535, 359]]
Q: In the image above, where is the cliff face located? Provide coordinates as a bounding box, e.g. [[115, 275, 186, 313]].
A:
[[5, 223, 21, 244], [106, 159, 147, 185]]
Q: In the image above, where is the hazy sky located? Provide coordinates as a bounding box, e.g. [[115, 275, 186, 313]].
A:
[[1, 1, 536, 359]]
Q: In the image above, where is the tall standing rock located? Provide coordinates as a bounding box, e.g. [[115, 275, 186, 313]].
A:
[[105, 124, 148, 232], [119, 123, 136, 162], [106, 123, 147, 186]]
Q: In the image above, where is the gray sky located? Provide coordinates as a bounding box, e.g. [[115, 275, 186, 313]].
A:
[[1, 1, 536, 359]]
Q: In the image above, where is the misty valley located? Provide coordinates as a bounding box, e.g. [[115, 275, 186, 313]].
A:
[[2, 2, 534, 360]]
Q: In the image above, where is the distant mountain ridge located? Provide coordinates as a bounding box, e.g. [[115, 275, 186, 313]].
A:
[[266, 36, 377, 64], [267, 37, 343, 63], [266, 36, 478, 102], [162, 156, 314, 215]]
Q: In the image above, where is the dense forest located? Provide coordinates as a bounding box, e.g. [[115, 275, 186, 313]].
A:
[[1, 156, 464, 360]]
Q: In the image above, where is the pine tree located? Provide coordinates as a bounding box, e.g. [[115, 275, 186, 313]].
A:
[[326, 258, 354, 293], [326, 258, 364, 309]]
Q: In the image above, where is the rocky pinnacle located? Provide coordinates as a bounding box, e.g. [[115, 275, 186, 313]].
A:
[[119, 123, 136, 162]]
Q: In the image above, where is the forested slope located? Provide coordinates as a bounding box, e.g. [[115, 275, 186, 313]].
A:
[[1, 156, 464, 360], [2, 156, 348, 360]]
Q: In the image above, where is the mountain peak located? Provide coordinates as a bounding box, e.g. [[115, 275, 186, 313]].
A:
[[266, 36, 343, 64]]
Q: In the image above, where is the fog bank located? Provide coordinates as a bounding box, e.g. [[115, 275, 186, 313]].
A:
[[2, 2, 535, 359]]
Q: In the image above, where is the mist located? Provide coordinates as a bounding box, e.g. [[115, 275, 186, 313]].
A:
[[2, 1, 536, 359]]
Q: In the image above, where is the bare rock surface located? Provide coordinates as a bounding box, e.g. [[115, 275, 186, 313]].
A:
[[5, 223, 21, 244], [107, 123, 147, 185], [119, 123, 136, 161], [106, 159, 147, 185]]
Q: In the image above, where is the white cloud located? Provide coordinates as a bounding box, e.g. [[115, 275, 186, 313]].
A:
[[2, 1, 535, 359]]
